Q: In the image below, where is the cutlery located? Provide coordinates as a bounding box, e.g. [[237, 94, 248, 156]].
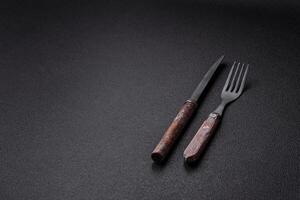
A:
[[184, 61, 249, 163], [151, 55, 224, 163]]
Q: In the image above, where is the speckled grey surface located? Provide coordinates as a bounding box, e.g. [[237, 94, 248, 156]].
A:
[[0, 0, 299, 199]]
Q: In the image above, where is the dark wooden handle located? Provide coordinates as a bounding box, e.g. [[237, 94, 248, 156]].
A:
[[151, 100, 198, 163], [183, 112, 220, 163]]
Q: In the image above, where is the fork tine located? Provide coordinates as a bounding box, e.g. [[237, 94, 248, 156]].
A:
[[222, 61, 236, 93], [234, 63, 244, 92], [237, 64, 249, 94], [228, 62, 240, 91]]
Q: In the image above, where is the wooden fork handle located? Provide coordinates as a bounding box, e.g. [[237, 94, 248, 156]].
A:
[[151, 100, 198, 163], [183, 112, 221, 163]]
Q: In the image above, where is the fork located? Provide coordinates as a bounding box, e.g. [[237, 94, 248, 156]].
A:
[[183, 62, 249, 163]]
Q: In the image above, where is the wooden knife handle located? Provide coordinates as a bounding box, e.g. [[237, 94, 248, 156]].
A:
[[183, 112, 221, 163], [151, 100, 198, 163]]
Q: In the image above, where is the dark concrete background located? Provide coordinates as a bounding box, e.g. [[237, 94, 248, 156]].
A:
[[0, 0, 299, 199]]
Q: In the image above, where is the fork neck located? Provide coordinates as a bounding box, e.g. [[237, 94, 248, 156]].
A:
[[213, 101, 227, 116]]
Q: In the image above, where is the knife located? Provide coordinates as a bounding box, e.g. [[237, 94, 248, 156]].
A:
[[151, 55, 224, 163]]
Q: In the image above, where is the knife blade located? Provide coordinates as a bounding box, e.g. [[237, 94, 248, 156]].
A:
[[151, 55, 224, 163]]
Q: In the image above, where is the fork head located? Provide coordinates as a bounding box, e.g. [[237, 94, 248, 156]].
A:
[[221, 61, 249, 103]]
